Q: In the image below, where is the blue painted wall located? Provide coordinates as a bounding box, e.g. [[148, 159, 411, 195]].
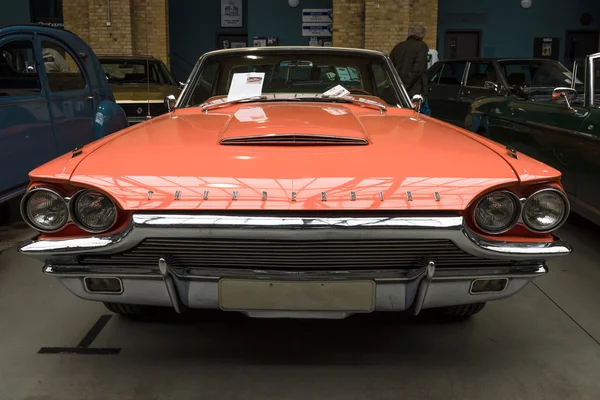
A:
[[438, 0, 600, 60], [247, 0, 332, 47], [168, 0, 248, 82], [0, 2, 30, 25]]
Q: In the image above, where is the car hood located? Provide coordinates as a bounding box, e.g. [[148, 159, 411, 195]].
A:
[[110, 83, 180, 102], [39, 103, 557, 211]]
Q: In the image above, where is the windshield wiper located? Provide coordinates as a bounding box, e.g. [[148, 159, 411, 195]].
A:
[[200, 95, 302, 112], [319, 94, 387, 112]]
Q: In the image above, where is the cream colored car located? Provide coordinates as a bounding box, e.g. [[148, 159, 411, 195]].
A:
[[99, 55, 182, 124]]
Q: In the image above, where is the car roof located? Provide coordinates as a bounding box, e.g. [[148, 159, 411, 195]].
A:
[[436, 58, 559, 63], [97, 55, 158, 60], [202, 46, 387, 57]]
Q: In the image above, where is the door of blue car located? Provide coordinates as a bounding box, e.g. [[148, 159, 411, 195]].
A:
[[36, 36, 95, 155], [0, 34, 57, 200]]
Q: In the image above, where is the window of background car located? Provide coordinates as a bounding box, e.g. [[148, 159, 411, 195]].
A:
[[41, 41, 85, 92], [185, 53, 404, 107], [593, 58, 600, 107], [438, 61, 466, 85], [427, 62, 444, 84], [100, 60, 170, 85], [0, 40, 41, 96], [465, 62, 498, 87], [498, 60, 583, 92]]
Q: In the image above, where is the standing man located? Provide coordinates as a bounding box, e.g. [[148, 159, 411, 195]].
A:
[[390, 25, 430, 115]]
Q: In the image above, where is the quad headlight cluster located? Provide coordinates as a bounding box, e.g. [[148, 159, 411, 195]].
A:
[[474, 188, 569, 234], [21, 188, 117, 233]]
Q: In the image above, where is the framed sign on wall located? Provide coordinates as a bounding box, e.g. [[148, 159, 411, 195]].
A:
[[221, 0, 243, 28]]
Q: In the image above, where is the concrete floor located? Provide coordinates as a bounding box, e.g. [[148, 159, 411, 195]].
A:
[[1, 214, 600, 400]]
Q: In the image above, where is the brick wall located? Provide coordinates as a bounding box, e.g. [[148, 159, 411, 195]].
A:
[[333, 0, 438, 54], [63, 0, 169, 66], [332, 0, 365, 49]]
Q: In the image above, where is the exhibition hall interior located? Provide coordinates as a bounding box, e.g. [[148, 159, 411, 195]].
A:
[[1, 0, 600, 399]]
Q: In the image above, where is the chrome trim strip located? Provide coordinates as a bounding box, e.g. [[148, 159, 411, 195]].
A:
[[43, 263, 546, 281], [19, 214, 572, 260]]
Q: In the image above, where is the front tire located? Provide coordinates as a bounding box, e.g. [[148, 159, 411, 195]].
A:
[[435, 302, 486, 319]]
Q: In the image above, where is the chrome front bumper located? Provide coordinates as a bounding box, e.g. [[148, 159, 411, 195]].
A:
[[20, 214, 571, 318]]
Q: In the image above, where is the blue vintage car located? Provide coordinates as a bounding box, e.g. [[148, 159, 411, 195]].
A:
[[0, 24, 127, 221]]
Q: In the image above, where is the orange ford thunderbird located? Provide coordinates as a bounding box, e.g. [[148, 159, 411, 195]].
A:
[[18, 47, 572, 320]]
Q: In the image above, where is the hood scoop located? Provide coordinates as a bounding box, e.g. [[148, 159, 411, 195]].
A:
[[220, 134, 368, 145]]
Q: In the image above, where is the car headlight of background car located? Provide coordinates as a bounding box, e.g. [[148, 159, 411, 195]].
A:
[[22, 189, 69, 232], [522, 189, 569, 232], [474, 190, 520, 234], [72, 190, 117, 233]]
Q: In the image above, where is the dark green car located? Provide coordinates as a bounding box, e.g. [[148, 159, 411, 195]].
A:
[[468, 52, 600, 225]]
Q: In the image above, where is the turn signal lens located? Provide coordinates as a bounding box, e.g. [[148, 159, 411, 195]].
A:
[[73, 191, 117, 233], [23, 189, 69, 232], [522, 189, 568, 232], [474, 191, 520, 234]]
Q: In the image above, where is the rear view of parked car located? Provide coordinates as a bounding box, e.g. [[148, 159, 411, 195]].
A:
[[0, 25, 127, 220]]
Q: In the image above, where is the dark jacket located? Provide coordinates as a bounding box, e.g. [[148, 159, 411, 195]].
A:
[[390, 36, 429, 98]]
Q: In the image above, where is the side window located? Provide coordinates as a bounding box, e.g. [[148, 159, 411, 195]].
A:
[[189, 59, 219, 106], [500, 64, 532, 88], [41, 41, 85, 92], [0, 40, 41, 96], [593, 58, 600, 107], [465, 62, 497, 87], [371, 61, 401, 105], [428, 63, 444, 84], [438, 62, 466, 85]]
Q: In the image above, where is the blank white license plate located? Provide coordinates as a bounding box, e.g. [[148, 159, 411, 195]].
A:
[[219, 279, 375, 312]]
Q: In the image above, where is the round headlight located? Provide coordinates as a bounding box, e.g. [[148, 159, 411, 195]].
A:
[[522, 189, 568, 232], [73, 191, 117, 233], [474, 191, 520, 234], [23, 189, 69, 232]]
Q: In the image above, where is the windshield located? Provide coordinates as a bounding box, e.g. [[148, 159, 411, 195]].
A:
[[100, 59, 174, 85], [182, 51, 405, 107], [497, 60, 584, 93]]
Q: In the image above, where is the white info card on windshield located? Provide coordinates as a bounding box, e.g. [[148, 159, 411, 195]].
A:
[[227, 72, 266, 101]]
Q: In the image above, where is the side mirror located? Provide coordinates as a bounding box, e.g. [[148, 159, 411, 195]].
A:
[[164, 94, 177, 112], [484, 81, 499, 91], [411, 94, 424, 112], [552, 87, 577, 110]]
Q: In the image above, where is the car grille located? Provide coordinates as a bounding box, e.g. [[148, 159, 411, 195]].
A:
[[80, 238, 511, 270], [119, 102, 166, 118]]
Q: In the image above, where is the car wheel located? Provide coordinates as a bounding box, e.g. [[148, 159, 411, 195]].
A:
[[436, 302, 486, 319], [103, 302, 161, 320]]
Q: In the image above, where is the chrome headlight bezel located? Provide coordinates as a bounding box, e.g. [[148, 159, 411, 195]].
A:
[[521, 188, 570, 233], [20, 187, 69, 233], [71, 190, 118, 233], [473, 190, 521, 235]]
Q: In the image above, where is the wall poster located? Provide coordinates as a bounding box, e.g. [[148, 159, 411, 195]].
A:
[[221, 0, 243, 28]]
